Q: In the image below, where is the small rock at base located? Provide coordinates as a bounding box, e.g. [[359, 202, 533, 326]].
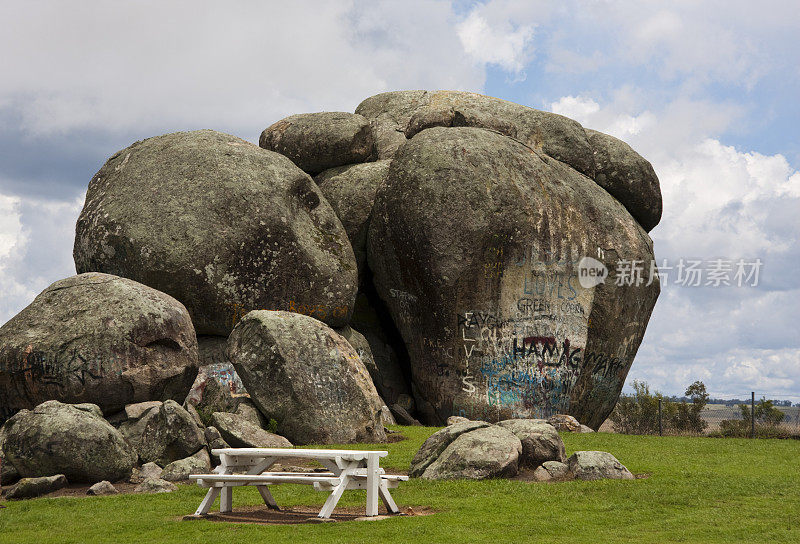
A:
[[567, 451, 634, 480], [87, 481, 119, 495], [547, 414, 582, 432], [130, 462, 163, 484], [533, 461, 571, 482], [446, 416, 469, 425], [134, 477, 177, 493], [6, 474, 68, 499]]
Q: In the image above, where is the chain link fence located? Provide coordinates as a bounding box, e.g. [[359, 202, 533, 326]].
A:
[[601, 390, 800, 438]]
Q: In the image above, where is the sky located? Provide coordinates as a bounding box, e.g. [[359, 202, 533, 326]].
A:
[[0, 0, 798, 400]]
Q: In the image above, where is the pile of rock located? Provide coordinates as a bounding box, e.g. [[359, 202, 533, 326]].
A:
[[0, 90, 663, 489], [411, 419, 632, 482], [0, 397, 290, 499]]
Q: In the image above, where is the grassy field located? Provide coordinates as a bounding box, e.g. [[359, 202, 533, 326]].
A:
[[1, 425, 799, 544]]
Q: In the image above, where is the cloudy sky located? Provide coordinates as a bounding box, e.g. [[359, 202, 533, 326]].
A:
[[1, 1, 798, 400]]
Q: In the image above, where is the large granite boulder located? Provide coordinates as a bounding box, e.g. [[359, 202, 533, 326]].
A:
[[118, 400, 205, 466], [567, 451, 634, 481], [227, 310, 386, 444], [259, 112, 375, 175], [416, 425, 521, 480], [0, 401, 136, 482], [497, 419, 565, 467], [315, 160, 391, 276], [210, 412, 292, 449], [368, 126, 660, 427], [0, 273, 198, 419], [73, 130, 357, 336], [409, 420, 490, 477], [356, 90, 661, 231]]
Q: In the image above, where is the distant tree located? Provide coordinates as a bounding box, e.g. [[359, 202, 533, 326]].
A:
[[669, 381, 709, 433], [609, 380, 663, 434], [739, 397, 786, 427]]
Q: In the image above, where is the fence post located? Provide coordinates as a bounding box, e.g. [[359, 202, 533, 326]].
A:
[[751, 391, 756, 439], [658, 398, 663, 436]]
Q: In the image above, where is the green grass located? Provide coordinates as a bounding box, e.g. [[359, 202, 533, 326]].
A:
[[1, 426, 799, 543]]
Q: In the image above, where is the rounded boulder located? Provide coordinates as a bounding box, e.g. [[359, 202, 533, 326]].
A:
[[0, 401, 136, 482], [259, 112, 375, 175], [73, 130, 357, 335], [227, 310, 386, 444], [0, 273, 198, 418]]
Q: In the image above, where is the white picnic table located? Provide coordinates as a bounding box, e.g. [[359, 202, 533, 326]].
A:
[[189, 448, 408, 519]]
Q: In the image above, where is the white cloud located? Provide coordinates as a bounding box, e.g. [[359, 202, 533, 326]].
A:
[[457, 11, 535, 73], [0, 1, 485, 137], [0, 190, 84, 325]]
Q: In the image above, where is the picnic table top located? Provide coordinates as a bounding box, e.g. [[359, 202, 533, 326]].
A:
[[211, 448, 389, 459]]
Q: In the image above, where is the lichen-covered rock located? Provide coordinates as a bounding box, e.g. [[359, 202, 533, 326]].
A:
[[134, 477, 176, 493], [354, 90, 430, 159], [497, 419, 565, 467], [260, 112, 375, 175], [409, 420, 490, 477], [1, 401, 136, 482], [125, 401, 163, 421], [227, 310, 386, 444], [204, 426, 229, 456], [418, 425, 521, 480], [233, 398, 267, 429], [586, 129, 662, 231], [547, 414, 581, 432], [119, 400, 205, 466], [210, 412, 292, 449], [0, 273, 198, 419], [315, 160, 391, 275], [129, 462, 163, 484], [87, 480, 119, 495], [532, 460, 571, 482], [368, 126, 659, 427], [567, 451, 634, 481], [446, 416, 469, 425], [356, 90, 661, 232], [74, 130, 357, 335], [161, 449, 211, 481], [6, 474, 67, 499]]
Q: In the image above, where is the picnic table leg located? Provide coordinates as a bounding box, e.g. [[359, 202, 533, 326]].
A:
[[194, 487, 221, 516], [257, 486, 280, 510], [366, 454, 380, 517], [220, 486, 233, 513], [318, 460, 359, 519], [378, 480, 400, 514]]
